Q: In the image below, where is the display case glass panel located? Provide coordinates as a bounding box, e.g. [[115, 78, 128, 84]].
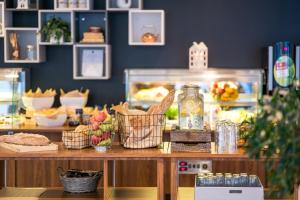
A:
[[0, 68, 27, 126], [125, 68, 264, 128]]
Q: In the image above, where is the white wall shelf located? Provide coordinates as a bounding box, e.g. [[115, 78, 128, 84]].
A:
[[74, 10, 108, 44], [4, 0, 42, 10], [129, 10, 165, 46], [4, 28, 46, 63], [54, 0, 93, 11], [0, 2, 4, 37], [38, 10, 74, 45], [106, 0, 142, 11], [73, 44, 111, 80]]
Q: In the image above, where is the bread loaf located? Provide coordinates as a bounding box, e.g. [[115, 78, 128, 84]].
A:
[[0, 133, 50, 146]]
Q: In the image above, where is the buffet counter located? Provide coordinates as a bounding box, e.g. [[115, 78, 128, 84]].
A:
[[0, 143, 249, 200]]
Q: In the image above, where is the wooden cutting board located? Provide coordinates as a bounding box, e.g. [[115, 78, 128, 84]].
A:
[[0, 142, 58, 153]]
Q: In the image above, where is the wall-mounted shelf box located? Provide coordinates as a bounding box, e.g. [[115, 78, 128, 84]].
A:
[[74, 11, 108, 44], [38, 10, 74, 45], [129, 10, 165, 46], [4, 28, 46, 63], [4, 0, 43, 11], [106, 0, 142, 11], [0, 2, 4, 37], [73, 44, 111, 80], [54, 0, 93, 11]]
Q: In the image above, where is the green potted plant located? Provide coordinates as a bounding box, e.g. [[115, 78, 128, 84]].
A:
[[40, 17, 71, 44], [246, 81, 300, 198]]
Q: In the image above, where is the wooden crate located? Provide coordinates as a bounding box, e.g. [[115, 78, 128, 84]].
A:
[[170, 130, 212, 152]]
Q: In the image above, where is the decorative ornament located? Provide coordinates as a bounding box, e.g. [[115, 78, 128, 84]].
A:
[[9, 33, 20, 60], [17, 0, 30, 9], [189, 42, 208, 71]]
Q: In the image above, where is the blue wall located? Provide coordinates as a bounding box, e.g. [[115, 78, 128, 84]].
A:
[[1, 0, 300, 106]]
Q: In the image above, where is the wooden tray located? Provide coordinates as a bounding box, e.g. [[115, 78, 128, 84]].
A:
[[0, 142, 58, 153], [171, 142, 211, 153], [170, 130, 212, 142]]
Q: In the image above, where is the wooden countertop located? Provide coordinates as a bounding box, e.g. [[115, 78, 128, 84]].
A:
[[0, 142, 249, 161], [0, 125, 74, 133]]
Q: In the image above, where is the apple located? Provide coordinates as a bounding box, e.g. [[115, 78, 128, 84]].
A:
[[94, 111, 107, 123], [92, 122, 99, 130], [91, 135, 100, 145], [213, 82, 218, 89]]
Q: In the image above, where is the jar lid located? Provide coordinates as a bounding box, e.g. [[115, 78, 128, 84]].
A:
[[182, 84, 200, 89], [26, 45, 34, 49]]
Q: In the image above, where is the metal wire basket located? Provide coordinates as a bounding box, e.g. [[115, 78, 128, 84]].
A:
[[62, 128, 91, 149], [116, 113, 166, 149]]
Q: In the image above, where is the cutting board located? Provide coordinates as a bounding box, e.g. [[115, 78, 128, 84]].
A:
[[0, 142, 58, 153]]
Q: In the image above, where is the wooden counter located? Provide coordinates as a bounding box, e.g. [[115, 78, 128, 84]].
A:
[[0, 125, 267, 199], [0, 143, 166, 200], [0, 143, 251, 200]]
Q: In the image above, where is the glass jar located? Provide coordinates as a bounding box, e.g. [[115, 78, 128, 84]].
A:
[[178, 85, 204, 130], [26, 45, 35, 60]]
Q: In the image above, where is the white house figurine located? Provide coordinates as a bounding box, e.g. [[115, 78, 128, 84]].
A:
[[189, 42, 208, 71], [17, 0, 30, 9]]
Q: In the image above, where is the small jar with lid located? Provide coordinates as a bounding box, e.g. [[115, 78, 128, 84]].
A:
[[178, 85, 204, 130], [26, 45, 35, 60]]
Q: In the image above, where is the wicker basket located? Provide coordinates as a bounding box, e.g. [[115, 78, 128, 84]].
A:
[[62, 129, 91, 149], [58, 168, 102, 193], [116, 113, 166, 149]]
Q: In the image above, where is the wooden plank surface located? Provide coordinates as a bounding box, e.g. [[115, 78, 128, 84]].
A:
[[157, 159, 164, 200], [170, 158, 178, 200], [0, 143, 249, 160], [0, 187, 158, 200], [0, 125, 73, 134], [0, 142, 58, 153]]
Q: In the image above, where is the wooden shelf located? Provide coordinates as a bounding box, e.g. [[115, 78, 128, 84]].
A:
[[0, 187, 158, 200], [0, 2, 4, 37], [38, 10, 74, 45], [106, 0, 143, 11], [73, 44, 111, 80], [4, 28, 46, 63], [54, 0, 93, 11], [129, 10, 165, 46]]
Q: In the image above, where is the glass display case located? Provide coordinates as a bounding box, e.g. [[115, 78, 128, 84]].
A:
[[0, 68, 27, 126], [125, 68, 264, 129]]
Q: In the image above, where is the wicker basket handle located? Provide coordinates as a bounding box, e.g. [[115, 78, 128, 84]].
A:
[[57, 167, 65, 176]]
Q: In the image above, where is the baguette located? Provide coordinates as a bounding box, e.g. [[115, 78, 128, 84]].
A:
[[0, 133, 50, 146]]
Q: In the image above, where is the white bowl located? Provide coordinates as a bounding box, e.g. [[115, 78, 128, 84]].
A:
[[22, 96, 55, 110], [60, 96, 88, 108], [35, 114, 67, 127]]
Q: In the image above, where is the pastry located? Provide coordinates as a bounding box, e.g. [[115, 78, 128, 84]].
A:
[[81, 32, 104, 43], [24, 88, 56, 97], [60, 89, 89, 97], [75, 125, 89, 133], [0, 133, 50, 146]]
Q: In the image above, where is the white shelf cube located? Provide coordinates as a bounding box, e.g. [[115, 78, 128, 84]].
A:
[[0, 2, 4, 37], [4, 28, 46, 63], [54, 0, 93, 11], [73, 44, 111, 80], [106, 0, 142, 11], [74, 11, 108, 44], [38, 10, 74, 45], [129, 10, 165, 46]]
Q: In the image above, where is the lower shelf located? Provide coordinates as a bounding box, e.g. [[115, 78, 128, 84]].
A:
[[0, 187, 157, 200]]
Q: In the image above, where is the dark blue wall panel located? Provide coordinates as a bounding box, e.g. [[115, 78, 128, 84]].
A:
[[1, 0, 300, 106]]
